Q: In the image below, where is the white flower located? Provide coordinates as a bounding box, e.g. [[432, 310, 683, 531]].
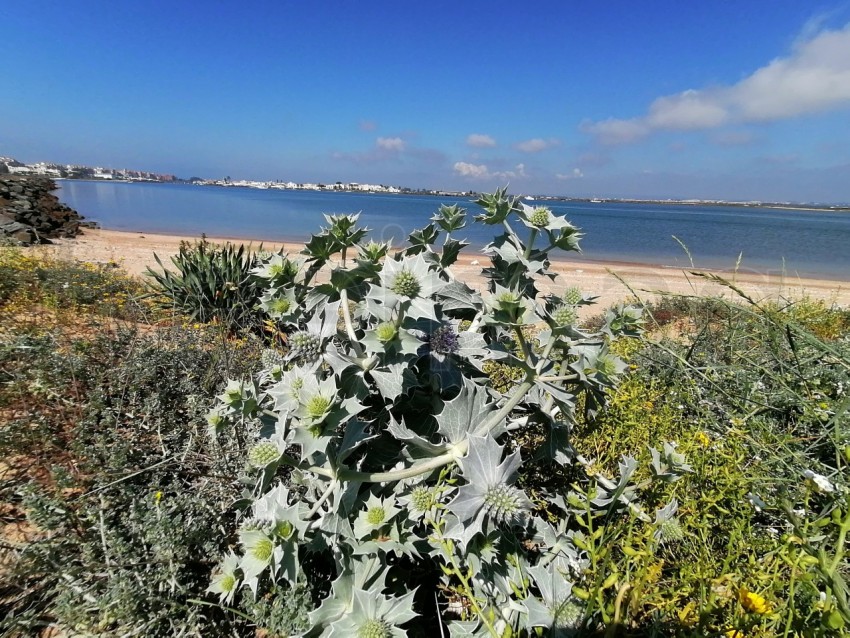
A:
[[803, 470, 835, 494]]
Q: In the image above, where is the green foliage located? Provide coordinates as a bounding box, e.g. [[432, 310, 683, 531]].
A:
[[144, 237, 266, 328], [0, 309, 265, 636], [4, 200, 849, 637], [0, 245, 148, 318], [205, 192, 655, 637]]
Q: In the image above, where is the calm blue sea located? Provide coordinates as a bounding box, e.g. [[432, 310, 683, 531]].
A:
[[55, 180, 850, 280]]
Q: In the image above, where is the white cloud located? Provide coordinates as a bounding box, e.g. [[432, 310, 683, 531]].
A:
[[453, 161, 527, 180], [376, 137, 405, 151], [516, 137, 560, 152], [453, 161, 490, 178], [583, 22, 850, 145], [359, 120, 377, 131], [466, 133, 496, 148], [556, 168, 584, 180]]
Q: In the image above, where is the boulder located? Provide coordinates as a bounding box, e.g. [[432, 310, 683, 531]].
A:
[[0, 175, 86, 244]]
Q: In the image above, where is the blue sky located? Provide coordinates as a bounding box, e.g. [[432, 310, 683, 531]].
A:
[[2, 1, 850, 202]]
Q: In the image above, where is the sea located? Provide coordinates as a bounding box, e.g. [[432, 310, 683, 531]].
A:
[[54, 180, 850, 280]]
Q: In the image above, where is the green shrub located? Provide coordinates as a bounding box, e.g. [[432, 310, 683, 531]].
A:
[[144, 237, 266, 329], [0, 321, 265, 636]]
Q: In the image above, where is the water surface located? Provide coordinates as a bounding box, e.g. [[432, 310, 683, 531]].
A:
[[56, 181, 850, 280]]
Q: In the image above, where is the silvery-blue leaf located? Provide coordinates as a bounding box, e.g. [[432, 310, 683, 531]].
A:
[[591, 455, 639, 510], [319, 512, 354, 542], [290, 427, 332, 465], [335, 420, 376, 463], [654, 498, 679, 524], [370, 363, 417, 402], [387, 415, 448, 457], [439, 280, 484, 313], [436, 380, 501, 444], [535, 420, 575, 467]]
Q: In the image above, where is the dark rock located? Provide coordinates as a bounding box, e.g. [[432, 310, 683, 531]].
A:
[[0, 175, 86, 244], [0, 220, 37, 245]]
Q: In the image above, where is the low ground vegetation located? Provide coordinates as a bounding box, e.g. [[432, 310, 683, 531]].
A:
[[0, 196, 847, 637]]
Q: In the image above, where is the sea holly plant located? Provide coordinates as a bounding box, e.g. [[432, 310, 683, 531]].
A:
[[205, 190, 682, 635]]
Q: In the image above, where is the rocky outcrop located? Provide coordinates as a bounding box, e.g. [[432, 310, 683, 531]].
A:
[[0, 176, 91, 245]]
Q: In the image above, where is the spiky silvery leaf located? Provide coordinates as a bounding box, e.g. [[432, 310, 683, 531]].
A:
[[447, 435, 531, 546]]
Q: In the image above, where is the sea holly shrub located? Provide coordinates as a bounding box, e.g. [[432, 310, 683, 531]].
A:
[[203, 190, 693, 636]]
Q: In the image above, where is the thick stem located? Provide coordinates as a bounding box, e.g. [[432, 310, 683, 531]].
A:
[[306, 479, 339, 526], [523, 228, 538, 261], [339, 289, 360, 351]]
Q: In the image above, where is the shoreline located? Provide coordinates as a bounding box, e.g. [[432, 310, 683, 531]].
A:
[[52, 179, 850, 213], [39, 228, 850, 313]]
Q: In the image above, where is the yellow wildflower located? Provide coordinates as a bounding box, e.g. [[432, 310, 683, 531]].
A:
[[696, 431, 711, 447], [739, 587, 771, 614], [153, 491, 164, 505], [726, 630, 745, 638]]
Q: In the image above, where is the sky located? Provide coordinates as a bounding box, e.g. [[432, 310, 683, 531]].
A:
[[2, 1, 850, 202]]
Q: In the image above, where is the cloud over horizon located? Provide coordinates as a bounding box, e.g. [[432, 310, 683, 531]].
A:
[[466, 133, 497, 148], [376, 136, 405, 151], [516, 137, 560, 152], [582, 22, 850, 145], [453, 161, 527, 181]]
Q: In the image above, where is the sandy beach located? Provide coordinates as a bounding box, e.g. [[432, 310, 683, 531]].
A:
[[40, 228, 850, 313]]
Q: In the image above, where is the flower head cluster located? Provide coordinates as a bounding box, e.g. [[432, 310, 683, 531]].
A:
[[429, 324, 460, 355], [248, 440, 281, 468], [260, 286, 299, 323], [354, 494, 401, 539], [284, 300, 340, 367], [371, 253, 444, 321], [448, 435, 532, 544]]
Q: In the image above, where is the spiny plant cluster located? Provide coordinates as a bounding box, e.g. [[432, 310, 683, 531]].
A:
[[145, 237, 266, 327], [203, 190, 691, 636]]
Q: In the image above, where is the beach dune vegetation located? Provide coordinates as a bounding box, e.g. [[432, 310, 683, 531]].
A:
[[0, 191, 847, 637]]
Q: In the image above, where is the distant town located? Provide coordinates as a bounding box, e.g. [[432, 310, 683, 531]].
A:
[[2, 155, 847, 211]]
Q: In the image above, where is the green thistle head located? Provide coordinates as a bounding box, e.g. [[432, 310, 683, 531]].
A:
[[365, 506, 387, 526], [269, 297, 291, 314], [218, 573, 237, 594], [248, 441, 280, 468], [551, 304, 577, 327], [290, 332, 321, 362], [274, 520, 294, 540], [260, 348, 287, 371], [409, 485, 434, 512], [305, 394, 332, 419], [660, 518, 685, 543], [390, 270, 421, 298], [529, 207, 551, 228], [553, 599, 583, 628], [357, 618, 393, 638], [206, 411, 224, 428], [483, 484, 526, 525], [563, 286, 582, 305], [375, 322, 397, 343], [268, 262, 285, 278], [250, 537, 274, 562], [496, 290, 521, 311]]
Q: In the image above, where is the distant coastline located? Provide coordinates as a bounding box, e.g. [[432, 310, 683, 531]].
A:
[[5, 155, 848, 212], [55, 178, 850, 214]]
